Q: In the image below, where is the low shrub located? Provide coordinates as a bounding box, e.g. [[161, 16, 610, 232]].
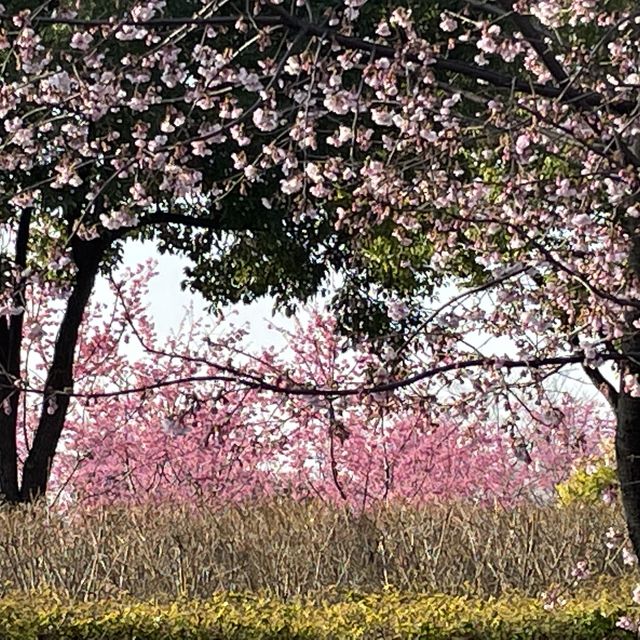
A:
[[0, 582, 638, 639]]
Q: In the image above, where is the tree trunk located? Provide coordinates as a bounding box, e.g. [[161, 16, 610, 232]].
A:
[[0, 315, 20, 504], [616, 387, 640, 556], [616, 304, 640, 559], [19, 237, 106, 502], [617, 227, 640, 559], [0, 209, 31, 504]]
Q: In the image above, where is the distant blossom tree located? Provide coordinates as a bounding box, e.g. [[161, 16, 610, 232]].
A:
[[40, 264, 612, 509]]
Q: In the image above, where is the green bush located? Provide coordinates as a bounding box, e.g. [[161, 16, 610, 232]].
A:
[[556, 445, 618, 506], [0, 583, 638, 639]]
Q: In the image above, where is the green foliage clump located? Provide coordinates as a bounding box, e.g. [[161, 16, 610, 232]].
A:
[[0, 584, 638, 639], [556, 446, 617, 506]]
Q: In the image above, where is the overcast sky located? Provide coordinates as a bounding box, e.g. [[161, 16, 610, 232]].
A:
[[92, 239, 294, 352]]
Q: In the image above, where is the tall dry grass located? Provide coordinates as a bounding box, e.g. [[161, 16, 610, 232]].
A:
[[0, 498, 633, 601]]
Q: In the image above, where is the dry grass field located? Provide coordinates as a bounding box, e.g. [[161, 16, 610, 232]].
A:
[[0, 498, 632, 602]]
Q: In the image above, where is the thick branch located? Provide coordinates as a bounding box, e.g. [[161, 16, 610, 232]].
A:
[[275, 12, 622, 112], [136, 212, 223, 231], [581, 364, 619, 408], [498, 1, 570, 86], [568, 334, 619, 408]]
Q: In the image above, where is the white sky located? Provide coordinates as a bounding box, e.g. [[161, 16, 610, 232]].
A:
[[92, 239, 294, 351]]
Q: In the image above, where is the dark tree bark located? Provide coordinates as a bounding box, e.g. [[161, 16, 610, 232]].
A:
[[0, 209, 31, 503], [19, 236, 107, 502], [616, 230, 640, 558], [615, 318, 640, 558], [0, 315, 17, 503], [616, 301, 640, 559], [616, 389, 640, 556]]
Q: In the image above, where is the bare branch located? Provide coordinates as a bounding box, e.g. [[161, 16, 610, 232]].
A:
[[5, 351, 627, 400], [135, 212, 224, 231], [8, 15, 283, 28], [396, 264, 532, 357]]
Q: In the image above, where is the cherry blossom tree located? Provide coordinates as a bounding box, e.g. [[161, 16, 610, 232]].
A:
[[2, 0, 640, 554], [43, 264, 612, 508]]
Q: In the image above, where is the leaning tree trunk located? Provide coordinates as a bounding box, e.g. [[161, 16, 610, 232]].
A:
[[19, 236, 106, 502]]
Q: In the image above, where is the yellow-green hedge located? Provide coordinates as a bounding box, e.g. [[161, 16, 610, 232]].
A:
[[0, 583, 639, 639], [555, 438, 618, 507], [556, 458, 618, 506]]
